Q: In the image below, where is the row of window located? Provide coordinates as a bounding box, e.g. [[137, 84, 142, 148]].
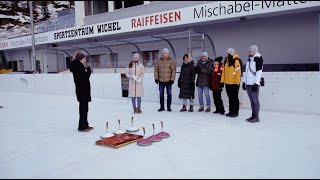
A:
[[85, 1, 150, 16], [87, 50, 159, 68]]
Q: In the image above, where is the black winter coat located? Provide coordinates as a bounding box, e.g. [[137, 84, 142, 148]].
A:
[[69, 60, 92, 102], [195, 59, 213, 87], [178, 61, 195, 99]]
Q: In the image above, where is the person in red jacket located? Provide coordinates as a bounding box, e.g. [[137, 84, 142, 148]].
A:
[[210, 56, 225, 115]]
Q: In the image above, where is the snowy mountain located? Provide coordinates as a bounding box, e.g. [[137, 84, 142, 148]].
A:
[[0, 1, 74, 30]]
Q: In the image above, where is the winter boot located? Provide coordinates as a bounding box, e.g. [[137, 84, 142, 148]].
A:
[[167, 96, 172, 112], [229, 112, 239, 118], [248, 117, 260, 123], [188, 105, 194, 112], [180, 105, 187, 112], [213, 110, 220, 114], [158, 107, 165, 112], [246, 113, 255, 121], [205, 107, 211, 112], [246, 116, 254, 121], [133, 107, 138, 114], [137, 108, 143, 114], [198, 106, 204, 112]]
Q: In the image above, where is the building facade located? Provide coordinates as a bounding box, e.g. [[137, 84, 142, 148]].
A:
[[1, 1, 320, 73]]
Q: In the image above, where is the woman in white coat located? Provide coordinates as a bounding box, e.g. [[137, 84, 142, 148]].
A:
[[126, 53, 145, 114]]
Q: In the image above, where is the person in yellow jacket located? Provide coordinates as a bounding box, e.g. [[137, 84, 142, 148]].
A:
[[220, 48, 241, 117]]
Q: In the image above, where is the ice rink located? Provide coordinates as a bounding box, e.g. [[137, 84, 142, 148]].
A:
[[0, 91, 320, 178]]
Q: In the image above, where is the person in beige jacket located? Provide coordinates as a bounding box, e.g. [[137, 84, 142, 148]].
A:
[[154, 48, 176, 112], [126, 53, 145, 114]]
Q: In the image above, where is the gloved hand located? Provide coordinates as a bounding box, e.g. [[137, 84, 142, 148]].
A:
[[242, 82, 246, 91], [133, 75, 141, 83], [218, 87, 223, 92], [86, 66, 92, 74], [252, 83, 259, 92], [155, 79, 159, 84], [219, 83, 224, 89], [170, 80, 174, 85]]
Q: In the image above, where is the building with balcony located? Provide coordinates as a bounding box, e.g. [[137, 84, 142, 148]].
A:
[[0, 1, 319, 73]]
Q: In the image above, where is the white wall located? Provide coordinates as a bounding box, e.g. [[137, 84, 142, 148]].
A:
[[0, 72, 319, 115]]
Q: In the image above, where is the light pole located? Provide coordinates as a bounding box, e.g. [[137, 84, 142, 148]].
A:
[[29, 1, 36, 73]]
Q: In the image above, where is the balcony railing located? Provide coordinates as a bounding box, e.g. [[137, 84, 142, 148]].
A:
[[0, 12, 75, 40]]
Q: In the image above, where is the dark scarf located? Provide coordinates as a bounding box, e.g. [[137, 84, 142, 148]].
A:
[[128, 61, 139, 68]]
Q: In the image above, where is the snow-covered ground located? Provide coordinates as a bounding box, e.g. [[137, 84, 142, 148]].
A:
[[0, 91, 320, 178]]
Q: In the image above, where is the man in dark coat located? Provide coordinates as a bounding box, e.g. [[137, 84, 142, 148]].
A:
[[178, 53, 195, 112], [69, 51, 93, 132], [195, 52, 213, 112]]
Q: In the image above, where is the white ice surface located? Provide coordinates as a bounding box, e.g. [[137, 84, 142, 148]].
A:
[[0, 92, 320, 178]]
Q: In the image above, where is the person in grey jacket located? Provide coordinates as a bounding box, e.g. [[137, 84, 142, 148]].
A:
[[242, 45, 263, 123], [195, 52, 214, 112]]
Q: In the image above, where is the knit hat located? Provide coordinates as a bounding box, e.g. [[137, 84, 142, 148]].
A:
[[73, 51, 85, 61], [133, 53, 140, 61], [162, 48, 169, 54], [249, 45, 258, 54], [201, 52, 209, 57], [226, 48, 235, 56], [214, 56, 223, 63]]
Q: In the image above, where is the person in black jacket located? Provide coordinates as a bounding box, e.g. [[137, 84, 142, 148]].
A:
[[178, 53, 195, 112], [195, 52, 214, 112], [69, 51, 93, 132]]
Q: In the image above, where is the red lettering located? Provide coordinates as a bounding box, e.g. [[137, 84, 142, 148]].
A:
[[163, 13, 168, 23], [169, 12, 174, 22], [131, 11, 182, 29], [175, 11, 181, 22], [137, 18, 141, 27], [145, 16, 149, 26], [131, 19, 136, 28], [155, 15, 159, 24]]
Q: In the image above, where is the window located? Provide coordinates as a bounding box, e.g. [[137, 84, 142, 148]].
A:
[[85, 1, 108, 16], [84, 54, 109, 68], [110, 53, 118, 68], [8, 61, 18, 71], [114, 1, 123, 9], [124, 0, 144, 8], [114, 1, 144, 9], [132, 50, 159, 67]]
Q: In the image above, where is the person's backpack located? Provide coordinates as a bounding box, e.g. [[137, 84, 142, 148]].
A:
[[235, 58, 243, 77]]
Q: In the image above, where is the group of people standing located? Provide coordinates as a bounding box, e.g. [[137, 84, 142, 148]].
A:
[[70, 45, 263, 132], [126, 45, 263, 122]]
